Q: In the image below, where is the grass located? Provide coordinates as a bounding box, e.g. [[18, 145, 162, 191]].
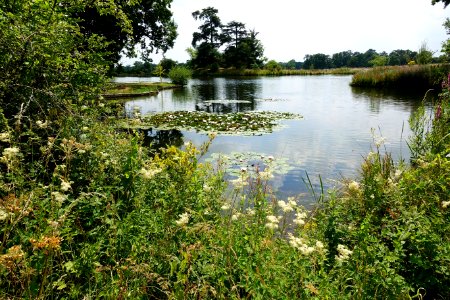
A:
[[351, 64, 450, 89], [195, 67, 360, 77], [102, 82, 177, 98]]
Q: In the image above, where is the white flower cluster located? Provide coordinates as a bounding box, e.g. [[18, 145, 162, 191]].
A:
[[51, 191, 68, 205], [336, 244, 353, 262], [265, 215, 280, 230], [348, 181, 360, 193], [0, 132, 10, 142], [2, 147, 20, 159], [288, 234, 325, 255], [293, 211, 307, 226], [175, 212, 190, 226], [139, 167, 162, 180], [277, 198, 296, 213], [442, 201, 450, 209], [60, 180, 71, 192]]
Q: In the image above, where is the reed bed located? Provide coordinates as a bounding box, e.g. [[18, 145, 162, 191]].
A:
[[351, 64, 450, 89]]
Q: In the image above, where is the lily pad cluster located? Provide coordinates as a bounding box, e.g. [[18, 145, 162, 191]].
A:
[[134, 110, 302, 135], [212, 151, 294, 177]]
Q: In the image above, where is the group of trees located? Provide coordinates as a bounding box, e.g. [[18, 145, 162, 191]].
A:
[[188, 7, 265, 70], [279, 47, 442, 70], [0, 0, 177, 121]]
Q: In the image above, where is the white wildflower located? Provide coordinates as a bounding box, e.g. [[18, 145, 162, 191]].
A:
[[287, 197, 297, 208], [299, 245, 315, 255], [60, 180, 71, 192], [245, 208, 255, 215], [0, 132, 10, 142], [0, 209, 9, 221], [336, 244, 353, 261], [231, 213, 241, 221], [51, 191, 68, 204], [221, 203, 231, 211], [139, 167, 162, 180], [375, 136, 386, 147], [348, 181, 360, 193], [266, 215, 279, 224], [36, 120, 48, 128], [203, 184, 211, 192], [315, 241, 325, 250], [293, 211, 307, 226], [265, 222, 279, 230], [442, 201, 450, 209], [175, 212, 190, 226], [82, 126, 89, 132], [367, 151, 377, 161], [278, 200, 294, 212], [2, 147, 20, 159], [265, 215, 279, 230]]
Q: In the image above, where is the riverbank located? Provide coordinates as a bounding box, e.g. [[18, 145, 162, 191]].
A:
[[102, 82, 178, 98], [351, 63, 450, 89], [193, 67, 359, 77]]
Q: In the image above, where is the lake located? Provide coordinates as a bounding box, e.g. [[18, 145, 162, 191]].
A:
[[116, 75, 430, 206]]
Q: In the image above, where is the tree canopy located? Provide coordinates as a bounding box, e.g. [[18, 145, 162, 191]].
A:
[[190, 7, 265, 70]]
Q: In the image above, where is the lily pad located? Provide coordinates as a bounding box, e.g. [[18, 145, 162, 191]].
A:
[[123, 110, 303, 135], [203, 100, 252, 104], [208, 151, 295, 178]]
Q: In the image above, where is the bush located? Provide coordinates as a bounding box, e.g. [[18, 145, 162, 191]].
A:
[[168, 66, 192, 86]]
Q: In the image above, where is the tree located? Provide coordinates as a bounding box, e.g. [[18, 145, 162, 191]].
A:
[[303, 54, 332, 69], [0, 0, 110, 121], [369, 55, 388, 66], [72, 0, 178, 64], [192, 7, 223, 48], [416, 42, 434, 64], [432, 0, 450, 7], [223, 21, 248, 47], [331, 51, 353, 68]]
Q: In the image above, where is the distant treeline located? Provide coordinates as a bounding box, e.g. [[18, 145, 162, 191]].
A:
[[113, 48, 444, 76], [280, 48, 444, 70]]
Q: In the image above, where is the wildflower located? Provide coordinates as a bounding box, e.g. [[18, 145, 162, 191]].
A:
[[375, 136, 386, 148], [51, 192, 67, 204], [221, 203, 231, 211], [245, 208, 255, 215], [231, 213, 240, 221], [203, 184, 211, 192], [175, 212, 190, 226], [278, 200, 294, 212], [2, 147, 20, 159], [82, 126, 89, 132], [0, 132, 10, 142], [98, 103, 105, 107], [315, 241, 325, 250], [348, 181, 360, 193], [36, 120, 48, 128], [442, 201, 450, 209], [230, 177, 248, 188], [287, 197, 297, 208], [0, 209, 9, 221], [30, 235, 62, 251], [139, 167, 162, 180], [299, 245, 315, 255], [367, 151, 377, 161], [259, 170, 274, 180], [60, 180, 71, 192], [336, 244, 353, 261], [265, 215, 279, 230], [293, 211, 307, 226]]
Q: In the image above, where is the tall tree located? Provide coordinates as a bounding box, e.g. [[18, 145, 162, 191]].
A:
[[191, 7, 223, 47], [432, 0, 450, 7], [73, 0, 178, 64], [223, 21, 248, 47]]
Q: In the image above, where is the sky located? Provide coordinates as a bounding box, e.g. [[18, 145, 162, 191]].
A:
[[121, 0, 450, 65]]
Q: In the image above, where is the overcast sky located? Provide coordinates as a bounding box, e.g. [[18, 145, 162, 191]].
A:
[[121, 0, 450, 64]]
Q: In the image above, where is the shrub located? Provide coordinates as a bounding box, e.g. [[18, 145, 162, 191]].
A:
[[168, 66, 192, 86]]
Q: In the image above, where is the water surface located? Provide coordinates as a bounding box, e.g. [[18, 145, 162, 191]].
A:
[[120, 76, 429, 205]]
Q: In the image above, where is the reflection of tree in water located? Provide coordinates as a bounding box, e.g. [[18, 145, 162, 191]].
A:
[[193, 79, 259, 113], [140, 129, 184, 151], [351, 86, 435, 114]]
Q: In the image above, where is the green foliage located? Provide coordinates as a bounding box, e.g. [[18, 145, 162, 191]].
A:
[[168, 66, 192, 86], [416, 42, 434, 65], [351, 64, 450, 89]]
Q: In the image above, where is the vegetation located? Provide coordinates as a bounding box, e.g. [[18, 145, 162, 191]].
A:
[[190, 7, 265, 71], [350, 64, 450, 89], [168, 66, 192, 86], [102, 82, 177, 98], [1, 0, 449, 298]]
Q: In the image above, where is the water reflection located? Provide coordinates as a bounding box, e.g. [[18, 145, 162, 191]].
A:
[[122, 75, 431, 206], [141, 129, 184, 150]]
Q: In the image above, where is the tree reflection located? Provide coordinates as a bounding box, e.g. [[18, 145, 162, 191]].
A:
[[140, 128, 184, 151]]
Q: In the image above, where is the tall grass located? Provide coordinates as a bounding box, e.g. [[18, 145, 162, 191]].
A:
[[195, 67, 359, 77], [351, 64, 450, 89]]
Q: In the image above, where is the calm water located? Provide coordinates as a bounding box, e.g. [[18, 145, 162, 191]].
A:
[[119, 76, 429, 205]]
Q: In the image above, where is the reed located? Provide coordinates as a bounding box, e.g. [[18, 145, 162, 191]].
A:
[[350, 64, 450, 89], [195, 67, 360, 77]]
